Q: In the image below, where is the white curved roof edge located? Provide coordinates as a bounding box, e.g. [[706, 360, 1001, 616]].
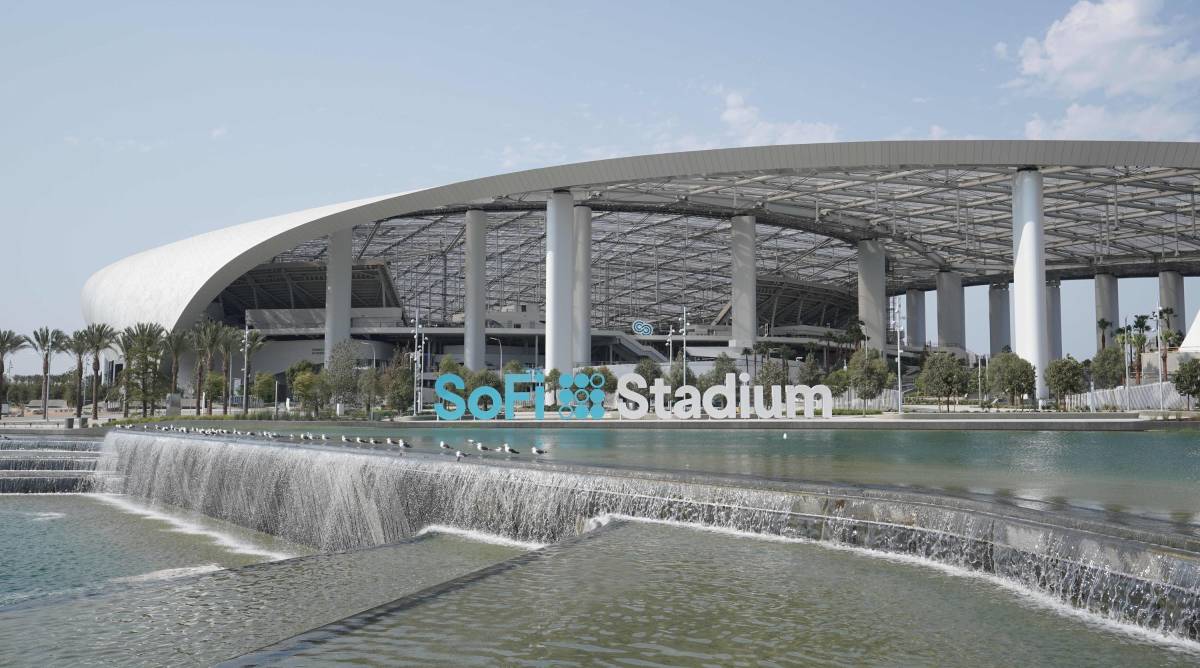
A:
[[82, 140, 1200, 331]]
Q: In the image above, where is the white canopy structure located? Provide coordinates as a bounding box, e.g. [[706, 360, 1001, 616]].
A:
[[83, 140, 1200, 399]]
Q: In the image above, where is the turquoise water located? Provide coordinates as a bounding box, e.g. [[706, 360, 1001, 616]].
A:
[[192, 424, 1200, 526], [0, 494, 524, 665], [0, 494, 308, 607], [233, 520, 1200, 667]]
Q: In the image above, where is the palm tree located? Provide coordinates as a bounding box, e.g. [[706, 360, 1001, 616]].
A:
[[161, 328, 190, 395], [1132, 314, 1151, 384], [216, 326, 242, 415], [128, 323, 165, 417], [190, 320, 224, 415], [82, 323, 118, 420], [242, 329, 268, 415], [66, 331, 88, 418], [29, 327, 68, 420], [113, 328, 138, 418], [0, 330, 31, 421], [1096, 318, 1111, 350]]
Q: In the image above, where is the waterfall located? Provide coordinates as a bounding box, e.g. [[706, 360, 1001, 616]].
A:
[[98, 431, 1200, 642], [0, 437, 100, 492]]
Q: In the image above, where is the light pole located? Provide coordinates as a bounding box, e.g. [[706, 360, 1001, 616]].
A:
[[1155, 307, 1165, 411], [679, 306, 690, 384], [666, 326, 674, 368], [895, 311, 904, 415], [241, 322, 250, 416], [489, 336, 504, 370]]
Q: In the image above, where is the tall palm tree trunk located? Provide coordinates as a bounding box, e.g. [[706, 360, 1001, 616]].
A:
[[195, 358, 205, 416], [91, 356, 101, 419], [223, 355, 231, 415], [41, 356, 50, 420], [75, 356, 84, 418]]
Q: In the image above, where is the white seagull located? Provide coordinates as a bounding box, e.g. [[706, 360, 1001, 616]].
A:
[[455, 450, 468, 461], [502, 443, 520, 455], [531, 445, 547, 456], [341, 435, 350, 443], [476, 442, 491, 456], [439, 440, 450, 450]]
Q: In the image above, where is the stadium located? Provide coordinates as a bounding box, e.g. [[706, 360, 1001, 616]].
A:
[[82, 140, 1200, 403]]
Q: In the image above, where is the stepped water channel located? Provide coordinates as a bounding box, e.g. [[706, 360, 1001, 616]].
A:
[[1, 427, 1199, 664]]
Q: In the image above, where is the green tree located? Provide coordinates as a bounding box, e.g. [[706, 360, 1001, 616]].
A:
[[665, 350, 696, 387], [917, 352, 969, 411], [82, 323, 118, 420], [1045, 356, 1085, 410], [113, 328, 137, 418], [1090, 344, 1125, 389], [0, 330, 31, 420], [291, 371, 322, 418], [1097, 318, 1112, 350], [754, 360, 788, 388], [324, 340, 361, 408], [241, 330, 268, 415], [286, 359, 318, 399], [824, 368, 850, 398], [988, 352, 1036, 407], [848, 348, 888, 414], [1173, 358, 1200, 410], [358, 367, 382, 418], [697, 353, 737, 393], [216, 326, 242, 415], [466, 368, 503, 411], [632, 357, 662, 398], [29, 327, 68, 420], [795, 356, 824, 386], [253, 372, 277, 406], [189, 320, 224, 416], [66, 331, 88, 419], [383, 363, 415, 412], [204, 373, 225, 408], [161, 328, 190, 395]]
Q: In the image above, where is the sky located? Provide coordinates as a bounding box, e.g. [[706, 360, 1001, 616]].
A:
[[2, 0, 1200, 374]]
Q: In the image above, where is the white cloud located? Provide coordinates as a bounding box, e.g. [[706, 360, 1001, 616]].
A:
[[209, 126, 227, 140], [1018, 0, 1200, 97], [1023, 102, 1196, 140], [911, 96, 929, 104], [717, 91, 838, 145], [993, 42, 1010, 60]]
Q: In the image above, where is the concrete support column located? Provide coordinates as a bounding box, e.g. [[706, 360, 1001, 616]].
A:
[[1094, 273, 1119, 351], [1159, 270, 1186, 332], [1012, 168, 1049, 402], [544, 191, 575, 374], [463, 209, 487, 371], [323, 227, 353, 365], [573, 206, 593, 366], [1046, 280, 1062, 360], [857, 240, 886, 351], [905, 289, 926, 348], [730, 215, 757, 350], [936, 271, 965, 350], [988, 284, 1011, 356]]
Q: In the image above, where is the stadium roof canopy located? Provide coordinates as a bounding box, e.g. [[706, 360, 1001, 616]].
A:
[[83, 140, 1200, 332]]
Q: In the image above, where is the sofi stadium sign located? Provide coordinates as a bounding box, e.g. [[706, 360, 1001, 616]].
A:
[[435, 371, 832, 421]]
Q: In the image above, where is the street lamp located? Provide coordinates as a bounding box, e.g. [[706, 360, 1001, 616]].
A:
[[489, 336, 504, 370], [679, 306, 690, 383]]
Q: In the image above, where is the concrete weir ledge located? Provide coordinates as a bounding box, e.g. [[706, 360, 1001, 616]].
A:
[[104, 432, 1200, 642]]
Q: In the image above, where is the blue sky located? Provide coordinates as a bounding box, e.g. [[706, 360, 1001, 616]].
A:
[[3, 0, 1199, 374]]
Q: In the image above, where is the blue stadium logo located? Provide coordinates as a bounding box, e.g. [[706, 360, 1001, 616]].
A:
[[631, 319, 653, 336], [556, 372, 607, 420]]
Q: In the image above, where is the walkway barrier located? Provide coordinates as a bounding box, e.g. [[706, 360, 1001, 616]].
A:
[[1068, 381, 1191, 411]]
